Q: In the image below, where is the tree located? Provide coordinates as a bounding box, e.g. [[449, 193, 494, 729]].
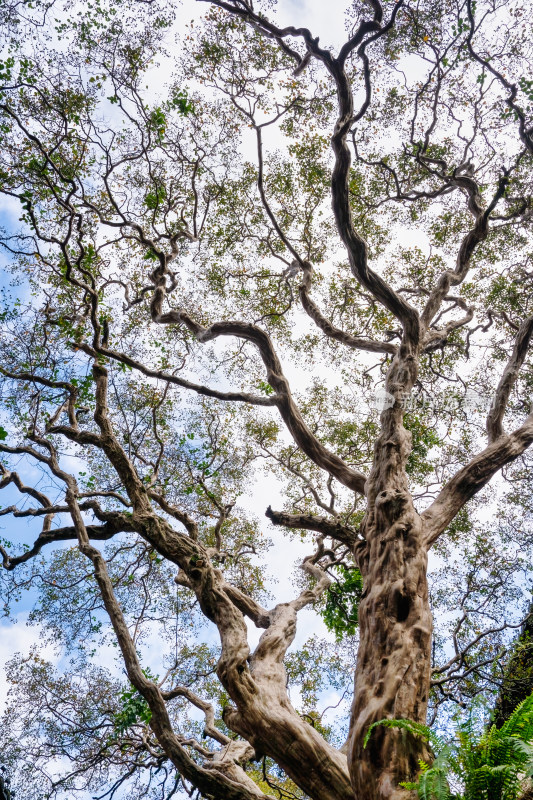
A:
[[0, 768, 13, 800], [494, 600, 533, 729], [0, 0, 532, 798]]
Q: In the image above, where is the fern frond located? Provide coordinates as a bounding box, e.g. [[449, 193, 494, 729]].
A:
[[363, 717, 430, 749], [365, 695, 533, 800], [500, 692, 533, 739], [418, 765, 454, 800]]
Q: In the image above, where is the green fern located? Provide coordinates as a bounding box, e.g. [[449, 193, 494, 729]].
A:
[[364, 718, 455, 800], [363, 717, 433, 749], [364, 693, 533, 800]]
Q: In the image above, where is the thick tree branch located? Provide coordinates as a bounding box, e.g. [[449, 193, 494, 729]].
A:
[[423, 413, 533, 544], [161, 685, 231, 746], [421, 174, 509, 330], [76, 342, 276, 408], [422, 299, 475, 352], [65, 489, 271, 800], [486, 315, 533, 443], [298, 264, 398, 355], [202, 0, 417, 347], [0, 519, 134, 570], [292, 537, 334, 612], [148, 490, 200, 539], [327, 34, 420, 351], [149, 297, 367, 494], [0, 463, 52, 509], [266, 506, 358, 547]]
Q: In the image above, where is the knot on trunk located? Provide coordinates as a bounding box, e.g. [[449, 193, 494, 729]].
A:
[[389, 583, 412, 623], [222, 704, 246, 733], [375, 489, 410, 525]]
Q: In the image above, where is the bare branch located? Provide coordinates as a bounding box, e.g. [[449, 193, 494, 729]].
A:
[[148, 302, 367, 494], [0, 463, 52, 508], [0, 519, 133, 570], [298, 264, 398, 355], [162, 685, 231, 746], [421, 174, 509, 330], [76, 343, 276, 408], [65, 489, 271, 800]]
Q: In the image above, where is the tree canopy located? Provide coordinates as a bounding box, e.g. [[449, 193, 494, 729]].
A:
[[0, 0, 532, 798]]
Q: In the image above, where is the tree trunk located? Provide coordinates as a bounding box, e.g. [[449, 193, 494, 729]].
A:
[[347, 345, 432, 799], [347, 490, 432, 800]]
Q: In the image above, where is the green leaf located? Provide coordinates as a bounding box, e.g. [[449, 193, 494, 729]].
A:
[[320, 564, 363, 640]]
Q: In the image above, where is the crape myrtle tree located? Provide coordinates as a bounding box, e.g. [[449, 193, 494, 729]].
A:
[[0, 0, 532, 798]]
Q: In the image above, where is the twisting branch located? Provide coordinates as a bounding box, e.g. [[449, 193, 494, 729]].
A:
[[326, 9, 420, 350], [161, 685, 231, 746], [198, 0, 334, 69], [75, 342, 276, 408], [292, 536, 334, 612], [486, 315, 533, 443], [423, 297, 475, 352], [202, 0, 418, 346], [65, 492, 271, 800], [247, 537, 334, 693], [0, 520, 135, 570], [148, 490, 200, 539], [423, 412, 533, 544], [298, 263, 398, 355], [265, 506, 358, 548], [0, 412, 270, 797], [421, 173, 509, 330], [148, 287, 367, 494], [0, 463, 52, 510]]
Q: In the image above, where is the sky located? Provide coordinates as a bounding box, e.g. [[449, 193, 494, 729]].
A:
[[0, 0, 529, 796]]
